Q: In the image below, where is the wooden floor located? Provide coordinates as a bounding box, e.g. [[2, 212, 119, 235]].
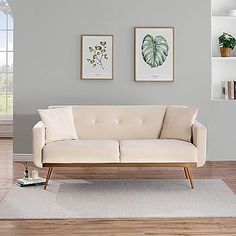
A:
[[1, 138, 236, 235]]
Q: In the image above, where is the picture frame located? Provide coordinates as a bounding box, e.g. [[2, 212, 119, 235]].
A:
[[134, 27, 175, 82], [81, 34, 114, 80]]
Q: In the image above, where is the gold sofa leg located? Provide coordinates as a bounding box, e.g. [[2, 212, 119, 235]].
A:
[[44, 166, 53, 190], [185, 166, 194, 189], [183, 167, 188, 179]]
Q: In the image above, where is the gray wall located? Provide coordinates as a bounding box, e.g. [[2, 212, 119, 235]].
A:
[[10, 0, 236, 160]]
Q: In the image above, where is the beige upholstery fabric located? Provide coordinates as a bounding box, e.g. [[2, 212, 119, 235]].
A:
[[192, 121, 207, 167], [32, 105, 207, 168], [38, 107, 78, 144], [67, 106, 166, 140], [120, 139, 197, 163], [43, 140, 120, 163], [160, 107, 198, 142], [32, 121, 46, 168]]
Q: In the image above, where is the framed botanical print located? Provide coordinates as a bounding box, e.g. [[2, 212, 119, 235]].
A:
[[81, 35, 113, 80], [134, 27, 174, 82]]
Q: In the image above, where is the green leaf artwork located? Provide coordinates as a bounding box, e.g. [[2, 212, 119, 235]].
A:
[[141, 34, 169, 68], [87, 41, 108, 69]]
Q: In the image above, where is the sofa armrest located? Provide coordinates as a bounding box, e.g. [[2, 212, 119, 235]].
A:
[[32, 121, 46, 168], [192, 121, 207, 167]]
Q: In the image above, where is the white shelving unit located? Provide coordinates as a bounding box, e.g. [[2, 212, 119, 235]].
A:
[[212, 57, 236, 61], [212, 16, 236, 19], [211, 0, 236, 100]]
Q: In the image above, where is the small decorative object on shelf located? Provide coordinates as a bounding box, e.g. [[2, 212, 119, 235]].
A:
[[219, 32, 236, 57], [23, 162, 29, 179], [225, 10, 236, 16], [222, 80, 236, 99]]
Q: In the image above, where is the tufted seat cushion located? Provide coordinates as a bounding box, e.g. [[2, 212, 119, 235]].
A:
[[120, 139, 197, 163], [43, 140, 120, 163]]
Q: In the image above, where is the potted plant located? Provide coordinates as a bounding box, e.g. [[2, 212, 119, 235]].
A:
[[219, 32, 236, 57]]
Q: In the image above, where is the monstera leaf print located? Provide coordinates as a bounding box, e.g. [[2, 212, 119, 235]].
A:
[[141, 34, 169, 68]]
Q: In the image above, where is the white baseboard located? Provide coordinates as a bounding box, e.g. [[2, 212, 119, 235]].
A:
[[0, 123, 13, 137], [13, 154, 34, 161]]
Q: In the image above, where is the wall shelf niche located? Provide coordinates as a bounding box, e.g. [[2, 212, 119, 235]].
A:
[[211, 0, 236, 100]]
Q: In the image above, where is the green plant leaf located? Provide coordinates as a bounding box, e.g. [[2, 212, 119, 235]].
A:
[[219, 32, 236, 49], [141, 34, 169, 68], [100, 41, 106, 46], [95, 45, 102, 50]]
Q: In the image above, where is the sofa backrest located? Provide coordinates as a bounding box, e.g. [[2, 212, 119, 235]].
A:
[[50, 105, 167, 139]]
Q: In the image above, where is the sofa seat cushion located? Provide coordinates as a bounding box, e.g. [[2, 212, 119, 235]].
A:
[[43, 140, 120, 163], [120, 139, 197, 163]]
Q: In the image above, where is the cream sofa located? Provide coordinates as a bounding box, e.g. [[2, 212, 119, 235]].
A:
[[33, 105, 207, 190]]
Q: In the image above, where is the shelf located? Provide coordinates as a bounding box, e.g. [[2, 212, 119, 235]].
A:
[[212, 15, 236, 19], [212, 57, 236, 61], [212, 98, 236, 101]]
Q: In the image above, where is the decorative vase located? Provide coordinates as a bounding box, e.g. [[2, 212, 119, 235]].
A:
[[220, 47, 232, 57], [23, 162, 29, 179]]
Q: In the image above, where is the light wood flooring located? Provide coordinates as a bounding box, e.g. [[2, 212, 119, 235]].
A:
[[0, 138, 236, 235]]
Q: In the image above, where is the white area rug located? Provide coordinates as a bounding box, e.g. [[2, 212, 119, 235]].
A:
[[0, 179, 236, 219]]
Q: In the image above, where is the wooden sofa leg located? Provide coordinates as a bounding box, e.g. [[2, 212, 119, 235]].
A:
[[186, 167, 194, 189], [44, 166, 53, 190], [183, 167, 188, 179]]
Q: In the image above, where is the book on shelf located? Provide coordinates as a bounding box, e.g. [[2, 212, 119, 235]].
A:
[[222, 81, 228, 100], [222, 80, 236, 100], [234, 81, 236, 99], [15, 177, 46, 187]]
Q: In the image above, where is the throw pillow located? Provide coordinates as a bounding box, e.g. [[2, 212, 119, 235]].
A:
[[160, 106, 198, 142], [38, 107, 77, 143]]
